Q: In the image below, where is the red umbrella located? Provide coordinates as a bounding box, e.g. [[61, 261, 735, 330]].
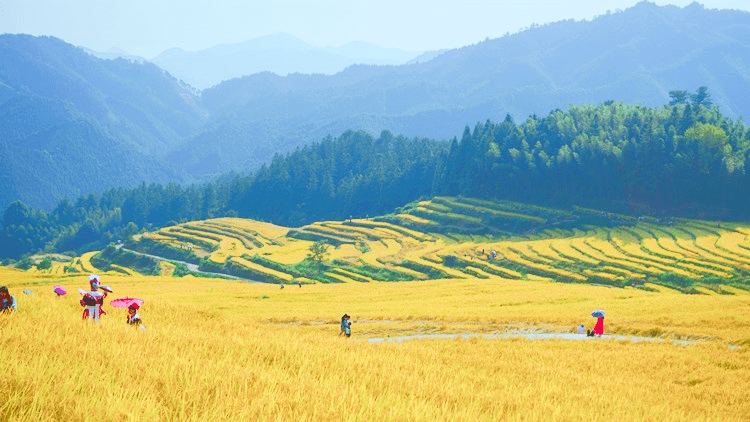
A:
[[53, 285, 67, 296], [110, 297, 144, 308]]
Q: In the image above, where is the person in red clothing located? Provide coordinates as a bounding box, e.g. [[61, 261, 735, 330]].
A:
[[588, 310, 606, 336], [593, 317, 604, 336], [80, 274, 108, 323], [0, 286, 16, 312], [126, 303, 142, 326]]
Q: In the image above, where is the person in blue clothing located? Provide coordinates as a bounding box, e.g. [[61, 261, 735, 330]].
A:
[[339, 314, 351, 337], [0, 286, 17, 312]]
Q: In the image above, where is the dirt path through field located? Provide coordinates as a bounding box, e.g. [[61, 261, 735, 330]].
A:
[[366, 331, 700, 345], [119, 246, 264, 283]]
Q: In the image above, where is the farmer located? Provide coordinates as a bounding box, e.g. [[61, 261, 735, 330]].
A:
[[126, 303, 142, 326], [0, 286, 16, 312], [80, 274, 108, 322], [339, 314, 351, 337], [593, 317, 604, 336], [588, 310, 606, 336]]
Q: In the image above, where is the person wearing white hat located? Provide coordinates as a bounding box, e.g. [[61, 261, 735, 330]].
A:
[[80, 275, 108, 323]]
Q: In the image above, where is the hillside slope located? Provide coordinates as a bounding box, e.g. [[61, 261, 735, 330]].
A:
[[178, 1, 750, 175], [71, 197, 750, 295], [0, 34, 205, 209], [3, 2, 750, 211]]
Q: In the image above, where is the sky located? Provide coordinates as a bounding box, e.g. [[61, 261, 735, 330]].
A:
[[2, 0, 749, 58]]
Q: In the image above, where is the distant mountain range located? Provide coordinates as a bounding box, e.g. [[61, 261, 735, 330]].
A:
[[148, 33, 425, 89], [177, 1, 750, 175], [1, 1, 749, 212], [0, 34, 204, 210]]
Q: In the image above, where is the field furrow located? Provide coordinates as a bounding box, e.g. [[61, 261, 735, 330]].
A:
[[231, 256, 294, 282]]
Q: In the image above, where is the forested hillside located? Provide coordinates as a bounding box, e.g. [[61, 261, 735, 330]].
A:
[[180, 1, 750, 176], [228, 94, 749, 223], [0, 34, 205, 210], [435, 94, 748, 217], [2, 98, 748, 260], [3, 3, 749, 212]]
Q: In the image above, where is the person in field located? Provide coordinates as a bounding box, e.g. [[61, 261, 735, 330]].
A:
[[588, 317, 605, 336], [0, 286, 17, 312], [126, 303, 142, 326], [588, 310, 605, 336], [339, 314, 351, 337], [592, 316, 604, 336], [80, 274, 108, 322]]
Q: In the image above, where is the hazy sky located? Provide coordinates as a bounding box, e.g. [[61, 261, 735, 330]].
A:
[[2, 0, 749, 58]]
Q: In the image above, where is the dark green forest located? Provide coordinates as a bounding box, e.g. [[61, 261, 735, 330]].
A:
[[2, 90, 749, 260]]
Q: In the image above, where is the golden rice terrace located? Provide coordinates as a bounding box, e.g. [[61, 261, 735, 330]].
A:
[[35, 197, 750, 294]]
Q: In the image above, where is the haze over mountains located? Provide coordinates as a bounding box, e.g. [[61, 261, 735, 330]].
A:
[[149, 33, 427, 89], [1, 1, 749, 211]]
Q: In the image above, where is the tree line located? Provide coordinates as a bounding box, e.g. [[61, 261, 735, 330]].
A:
[[434, 89, 748, 217], [2, 88, 748, 260]]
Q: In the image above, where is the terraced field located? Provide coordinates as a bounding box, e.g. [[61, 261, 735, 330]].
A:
[[70, 197, 750, 293]]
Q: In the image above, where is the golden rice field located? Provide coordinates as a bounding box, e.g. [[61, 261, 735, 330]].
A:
[[1, 266, 750, 421], [11, 198, 750, 419]]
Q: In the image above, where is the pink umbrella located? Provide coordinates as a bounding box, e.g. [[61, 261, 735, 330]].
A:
[[53, 285, 67, 296], [78, 288, 87, 295], [110, 297, 144, 308]]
